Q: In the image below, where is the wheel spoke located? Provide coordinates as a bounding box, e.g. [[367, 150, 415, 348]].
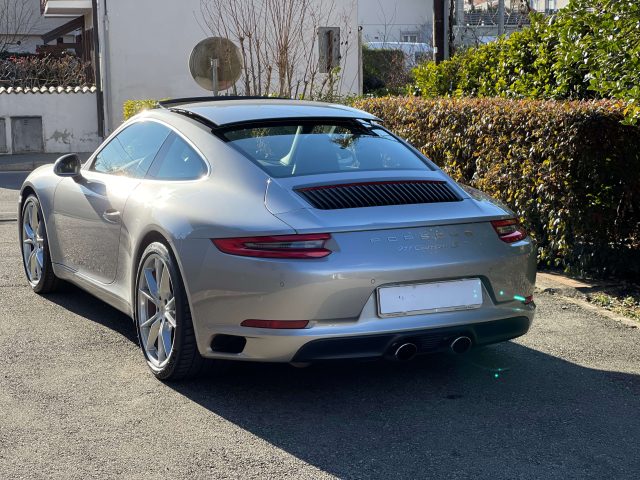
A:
[[158, 263, 171, 301], [146, 318, 161, 350], [143, 268, 159, 302], [139, 288, 159, 307], [157, 322, 172, 363], [23, 222, 35, 241], [140, 311, 160, 329], [28, 250, 38, 279], [36, 249, 44, 268], [29, 203, 38, 233], [23, 237, 35, 247], [165, 297, 175, 312], [24, 203, 32, 231], [164, 310, 176, 328]]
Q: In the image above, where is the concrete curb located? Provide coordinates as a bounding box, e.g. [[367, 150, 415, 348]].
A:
[[536, 272, 638, 328]]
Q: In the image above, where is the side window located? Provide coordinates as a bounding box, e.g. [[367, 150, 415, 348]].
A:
[[148, 133, 207, 180], [92, 121, 170, 178]]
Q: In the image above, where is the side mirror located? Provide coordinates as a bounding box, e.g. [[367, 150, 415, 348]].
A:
[[53, 153, 82, 178]]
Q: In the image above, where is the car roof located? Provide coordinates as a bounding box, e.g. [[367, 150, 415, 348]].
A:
[[164, 98, 379, 127]]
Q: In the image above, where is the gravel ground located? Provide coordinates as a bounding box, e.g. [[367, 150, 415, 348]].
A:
[[1, 174, 639, 479]]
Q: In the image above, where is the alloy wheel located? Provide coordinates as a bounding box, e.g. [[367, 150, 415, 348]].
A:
[[22, 199, 44, 285], [137, 253, 177, 368]]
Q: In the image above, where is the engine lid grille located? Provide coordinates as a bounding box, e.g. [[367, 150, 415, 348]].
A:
[[296, 180, 462, 210]]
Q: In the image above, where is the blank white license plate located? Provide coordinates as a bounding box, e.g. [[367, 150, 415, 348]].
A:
[[377, 278, 483, 317]]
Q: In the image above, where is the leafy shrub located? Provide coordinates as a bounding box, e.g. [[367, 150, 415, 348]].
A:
[[412, 0, 640, 124], [0, 54, 92, 87], [362, 47, 409, 95], [123, 99, 161, 120], [353, 96, 640, 278]]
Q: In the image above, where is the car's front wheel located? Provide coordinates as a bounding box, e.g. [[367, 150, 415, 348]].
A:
[[20, 194, 59, 293], [135, 242, 204, 380]]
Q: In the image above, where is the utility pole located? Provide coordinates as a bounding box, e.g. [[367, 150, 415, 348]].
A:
[[433, 0, 445, 63], [498, 0, 505, 37], [443, 0, 450, 60]]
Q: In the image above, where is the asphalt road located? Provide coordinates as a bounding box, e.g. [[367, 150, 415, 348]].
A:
[[1, 172, 639, 479]]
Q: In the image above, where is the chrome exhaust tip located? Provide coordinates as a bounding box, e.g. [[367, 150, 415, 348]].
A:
[[394, 342, 418, 361], [450, 336, 472, 354]]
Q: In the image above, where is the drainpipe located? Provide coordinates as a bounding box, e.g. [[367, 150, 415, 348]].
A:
[[357, 26, 363, 95], [95, 0, 111, 135], [91, 0, 104, 137]]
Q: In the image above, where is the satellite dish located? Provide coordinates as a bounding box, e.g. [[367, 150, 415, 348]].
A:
[[189, 37, 243, 94]]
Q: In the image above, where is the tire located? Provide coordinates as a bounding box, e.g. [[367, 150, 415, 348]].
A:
[[134, 241, 204, 381], [19, 194, 59, 293]]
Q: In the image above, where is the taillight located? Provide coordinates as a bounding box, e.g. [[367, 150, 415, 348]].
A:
[[241, 319, 309, 329], [491, 219, 527, 243], [212, 233, 331, 259]]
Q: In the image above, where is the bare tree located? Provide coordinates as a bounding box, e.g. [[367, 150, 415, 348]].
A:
[[0, 0, 36, 55], [199, 0, 354, 100], [373, 0, 399, 44]]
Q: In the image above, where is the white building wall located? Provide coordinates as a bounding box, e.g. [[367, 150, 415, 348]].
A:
[[99, 0, 360, 132], [359, 0, 433, 44], [0, 92, 101, 153]]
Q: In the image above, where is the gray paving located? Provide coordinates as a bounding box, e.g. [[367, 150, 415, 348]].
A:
[[0, 174, 639, 479], [0, 171, 26, 221]]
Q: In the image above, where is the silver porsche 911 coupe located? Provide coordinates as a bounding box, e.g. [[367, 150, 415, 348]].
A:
[[19, 97, 536, 380]]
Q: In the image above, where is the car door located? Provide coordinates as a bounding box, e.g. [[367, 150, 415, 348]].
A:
[[53, 120, 171, 284]]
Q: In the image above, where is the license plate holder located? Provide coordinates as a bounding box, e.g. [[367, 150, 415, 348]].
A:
[[377, 278, 483, 317]]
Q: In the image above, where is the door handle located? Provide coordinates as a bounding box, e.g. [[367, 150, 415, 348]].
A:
[[102, 209, 121, 224]]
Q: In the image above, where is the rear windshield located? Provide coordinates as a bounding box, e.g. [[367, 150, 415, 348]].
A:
[[218, 121, 433, 177]]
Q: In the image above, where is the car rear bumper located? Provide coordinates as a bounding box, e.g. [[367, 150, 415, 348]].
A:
[[194, 297, 535, 362], [291, 315, 532, 362], [176, 222, 537, 361]]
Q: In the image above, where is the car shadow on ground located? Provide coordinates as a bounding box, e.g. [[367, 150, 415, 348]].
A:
[[45, 282, 138, 343], [43, 282, 640, 479], [173, 344, 640, 478]]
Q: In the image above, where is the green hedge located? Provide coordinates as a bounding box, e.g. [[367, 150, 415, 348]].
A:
[[412, 0, 640, 125], [123, 99, 162, 121], [352, 96, 640, 278], [362, 48, 408, 95]]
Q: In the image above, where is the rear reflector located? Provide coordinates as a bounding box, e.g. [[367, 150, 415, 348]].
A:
[[491, 219, 527, 243], [241, 319, 309, 329], [524, 295, 534, 305], [212, 233, 331, 259]]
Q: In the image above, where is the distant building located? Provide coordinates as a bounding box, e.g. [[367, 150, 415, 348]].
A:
[[39, 0, 361, 133], [358, 0, 433, 46], [0, 0, 74, 54], [455, 0, 570, 47], [528, 0, 569, 12]]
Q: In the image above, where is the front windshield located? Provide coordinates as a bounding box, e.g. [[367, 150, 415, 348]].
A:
[[219, 121, 434, 178]]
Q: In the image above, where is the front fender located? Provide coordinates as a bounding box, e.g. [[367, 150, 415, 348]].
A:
[[19, 165, 64, 262]]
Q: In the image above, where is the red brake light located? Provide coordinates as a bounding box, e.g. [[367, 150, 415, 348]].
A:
[[212, 233, 331, 259], [241, 319, 309, 329], [491, 219, 527, 243]]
